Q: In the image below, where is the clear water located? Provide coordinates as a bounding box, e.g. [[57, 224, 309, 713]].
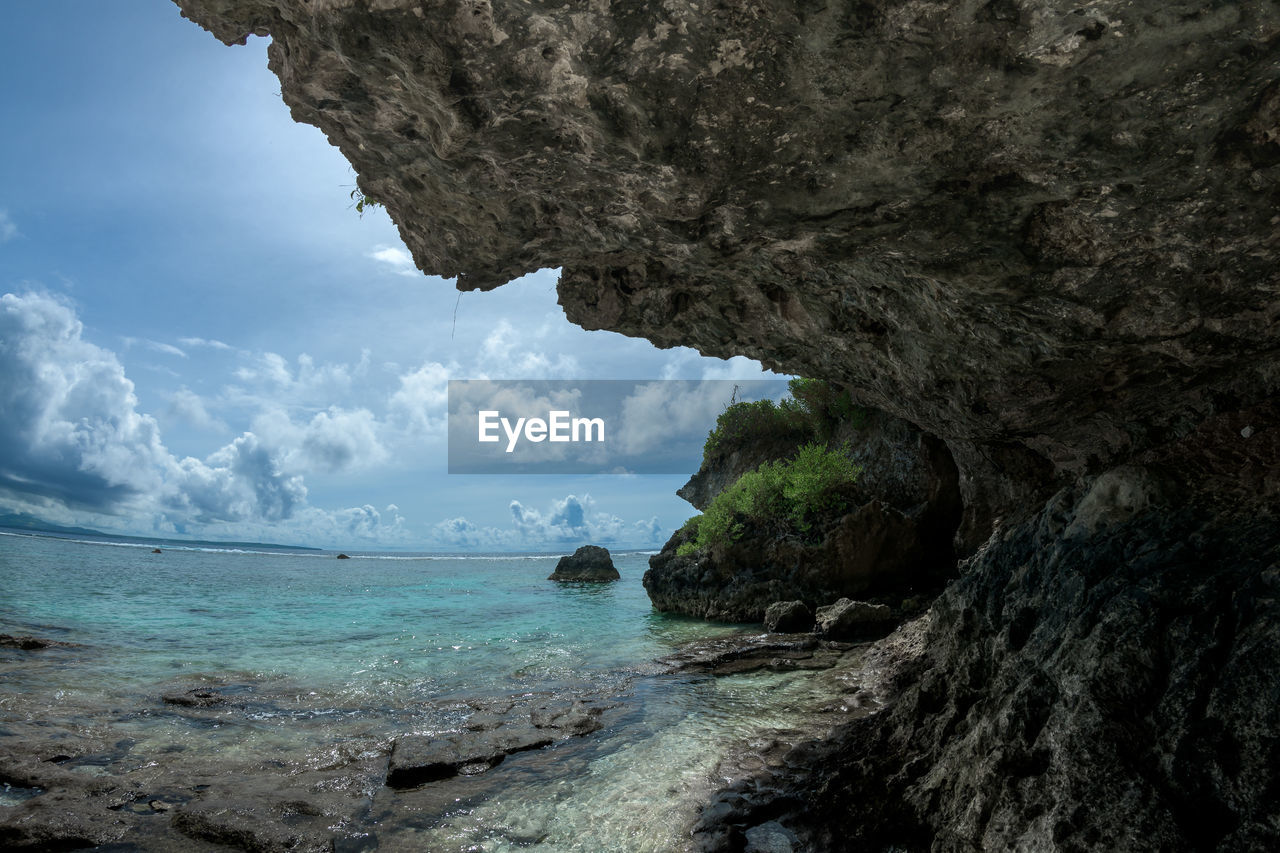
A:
[[0, 531, 852, 850]]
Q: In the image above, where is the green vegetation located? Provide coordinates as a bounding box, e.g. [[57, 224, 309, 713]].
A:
[[677, 443, 861, 555], [702, 378, 868, 462], [349, 187, 381, 216]]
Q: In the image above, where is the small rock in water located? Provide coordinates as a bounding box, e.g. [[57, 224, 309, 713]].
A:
[[336, 553, 351, 559], [547, 545, 619, 581], [151, 548, 162, 554], [744, 820, 800, 853]]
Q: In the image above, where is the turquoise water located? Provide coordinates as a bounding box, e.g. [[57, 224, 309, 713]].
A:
[[0, 531, 741, 703], [0, 531, 853, 850]]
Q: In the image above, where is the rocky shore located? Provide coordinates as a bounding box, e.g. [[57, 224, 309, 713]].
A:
[[0, 626, 880, 851]]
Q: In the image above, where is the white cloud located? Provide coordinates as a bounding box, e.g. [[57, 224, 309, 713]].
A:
[[368, 244, 419, 277], [123, 336, 188, 358], [0, 292, 395, 542], [0, 292, 170, 510], [0, 210, 17, 243], [429, 493, 669, 550], [168, 387, 227, 432], [614, 381, 733, 456], [231, 350, 370, 406], [389, 361, 449, 435], [179, 336, 233, 351], [476, 319, 580, 378]]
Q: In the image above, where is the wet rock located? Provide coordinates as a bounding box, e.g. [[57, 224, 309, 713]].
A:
[[529, 701, 604, 737], [0, 634, 74, 650], [171, 798, 332, 853], [386, 726, 554, 789], [763, 601, 812, 634], [814, 599, 895, 641], [161, 687, 230, 708], [744, 820, 799, 853], [335, 553, 350, 559], [548, 545, 619, 582]]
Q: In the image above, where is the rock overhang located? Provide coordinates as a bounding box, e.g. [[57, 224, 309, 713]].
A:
[[172, 0, 1280, 496]]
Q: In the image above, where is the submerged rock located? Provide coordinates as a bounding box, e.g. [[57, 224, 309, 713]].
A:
[[0, 634, 74, 651], [548, 545, 619, 582]]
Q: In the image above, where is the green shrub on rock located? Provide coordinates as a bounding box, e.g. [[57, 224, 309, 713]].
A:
[[678, 443, 861, 555]]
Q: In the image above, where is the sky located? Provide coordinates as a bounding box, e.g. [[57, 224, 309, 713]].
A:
[[0, 1, 780, 551]]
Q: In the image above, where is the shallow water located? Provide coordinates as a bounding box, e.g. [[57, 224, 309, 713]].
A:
[[0, 531, 852, 849]]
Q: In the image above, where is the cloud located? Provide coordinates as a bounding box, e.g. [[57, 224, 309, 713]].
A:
[[430, 493, 668, 550], [168, 387, 227, 432], [179, 336, 233, 351], [476, 319, 580, 378], [0, 210, 16, 243], [123, 336, 188, 358], [232, 350, 370, 406], [250, 405, 388, 474], [389, 361, 449, 435], [368, 244, 419, 277], [0, 292, 392, 541], [0, 292, 170, 511], [613, 381, 733, 456]]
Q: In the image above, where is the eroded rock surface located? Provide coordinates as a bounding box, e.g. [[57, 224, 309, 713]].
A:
[[694, 456, 1280, 851]]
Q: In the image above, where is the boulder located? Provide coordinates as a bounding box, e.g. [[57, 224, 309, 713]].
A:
[[548, 545, 619, 582], [763, 601, 812, 634], [814, 599, 895, 641]]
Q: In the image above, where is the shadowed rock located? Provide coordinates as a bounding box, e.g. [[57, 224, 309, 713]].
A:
[[763, 601, 812, 634], [548, 545, 619, 582]]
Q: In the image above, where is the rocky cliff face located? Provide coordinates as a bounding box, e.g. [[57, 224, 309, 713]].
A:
[[173, 0, 1280, 848], [693, 408, 1280, 850]]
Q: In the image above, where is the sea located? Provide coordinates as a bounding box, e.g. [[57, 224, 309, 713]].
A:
[[0, 529, 855, 851]]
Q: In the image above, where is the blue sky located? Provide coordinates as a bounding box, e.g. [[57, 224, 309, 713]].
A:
[[0, 2, 778, 550]]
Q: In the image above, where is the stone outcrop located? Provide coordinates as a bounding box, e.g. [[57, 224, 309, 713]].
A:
[[814, 599, 895, 641], [692, 417, 1280, 850], [548, 544, 619, 581], [645, 416, 962, 622], [763, 600, 812, 634]]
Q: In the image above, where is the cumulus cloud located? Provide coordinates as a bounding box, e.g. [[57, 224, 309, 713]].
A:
[[389, 361, 449, 435], [229, 350, 371, 409], [430, 494, 667, 550], [477, 319, 580, 378], [0, 292, 170, 510], [368, 244, 419, 277], [168, 387, 226, 432], [613, 381, 733, 456], [0, 292, 396, 542]]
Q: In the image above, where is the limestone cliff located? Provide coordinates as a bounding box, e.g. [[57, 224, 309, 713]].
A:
[[173, 0, 1280, 848]]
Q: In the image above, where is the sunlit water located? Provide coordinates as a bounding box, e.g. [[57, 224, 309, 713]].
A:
[[0, 531, 850, 849]]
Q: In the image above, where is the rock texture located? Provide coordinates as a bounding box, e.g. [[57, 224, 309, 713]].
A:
[[548, 544, 619, 581], [763, 600, 812, 634], [173, 0, 1279, 543], [692, 428, 1280, 851], [814, 599, 895, 641]]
